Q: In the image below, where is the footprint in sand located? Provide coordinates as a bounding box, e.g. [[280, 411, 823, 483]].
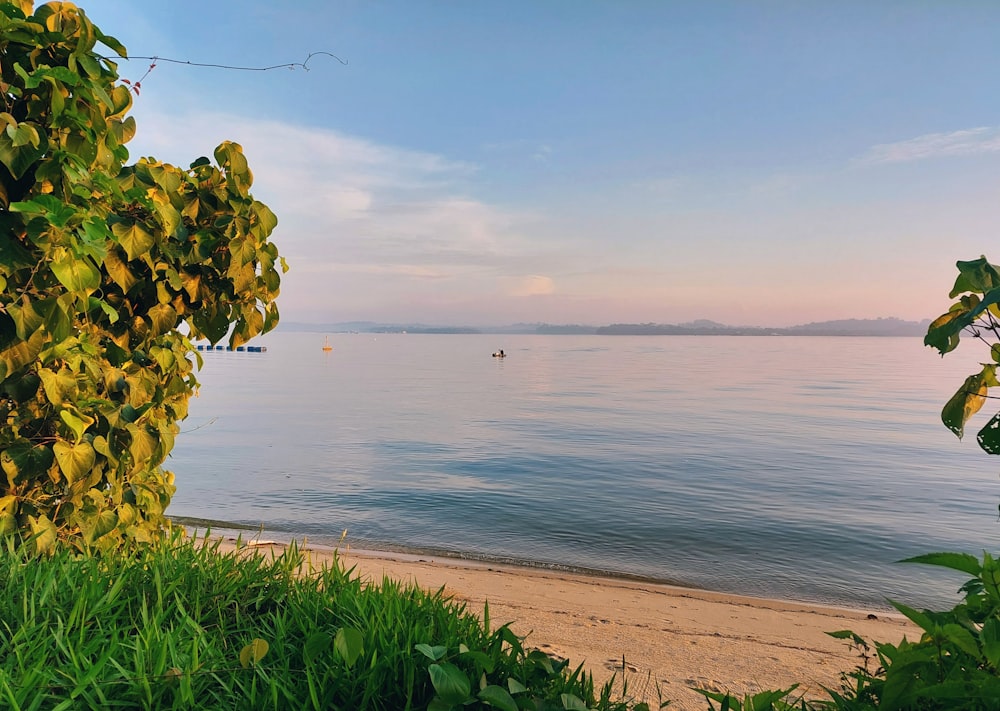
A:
[[536, 643, 567, 662], [605, 658, 639, 673]]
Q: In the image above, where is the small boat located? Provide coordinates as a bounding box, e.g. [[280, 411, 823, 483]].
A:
[[492, 350, 506, 358], [322, 336, 333, 352]]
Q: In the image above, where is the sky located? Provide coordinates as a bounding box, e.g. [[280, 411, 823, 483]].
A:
[[74, 1, 1000, 327]]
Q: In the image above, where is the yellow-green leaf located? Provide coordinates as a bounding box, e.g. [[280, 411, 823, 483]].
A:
[[51, 254, 101, 293], [942, 372, 990, 438], [27, 514, 57, 554], [38, 367, 77, 404], [239, 639, 269, 668], [53, 440, 96, 485], [147, 303, 177, 338], [112, 222, 154, 261]]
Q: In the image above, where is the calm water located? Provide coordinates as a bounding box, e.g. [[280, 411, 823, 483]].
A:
[[168, 331, 1000, 610]]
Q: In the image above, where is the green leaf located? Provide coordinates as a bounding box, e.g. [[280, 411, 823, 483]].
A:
[[415, 644, 448, 661], [60, 409, 95, 443], [39, 297, 72, 342], [827, 629, 866, 646], [506, 678, 527, 695], [428, 663, 472, 706], [334, 627, 364, 668], [303, 631, 332, 664], [91, 297, 121, 325], [153, 197, 181, 236], [8, 121, 39, 148], [111, 221, 154, 261], [0, 327, 45, 374], [941, 623, 981, 658], [0, 123, 46, 178], [229, 236, 256, 267], [478, 685, 518, 711], [2, 372, 39, 402], [888, 599, 935, 632], [239, 639, 269, 668], [251, 201, 278, 237], [53, 440, 96, 486], [51, 253, 101, 292], [81, 510, 118, 545], [1, 441, 54, 486], [950, 257, 1000, 297], [977, 412, 1000, 454], [96, 29, 127, 58], [192, 306, 230, 345], [982, 618, 1000, 667], [459, 649, 494, 674], [900, 552, 982, 576], [560, 694, 589, 711], [7, 297, 41, 339]]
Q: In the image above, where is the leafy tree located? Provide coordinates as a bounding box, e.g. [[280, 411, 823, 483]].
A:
[[925, 257, 1000, 455], [0, 1, 285, 551]]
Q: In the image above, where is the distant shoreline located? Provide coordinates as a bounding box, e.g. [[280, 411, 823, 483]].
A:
[[282, 317, 930, 338]]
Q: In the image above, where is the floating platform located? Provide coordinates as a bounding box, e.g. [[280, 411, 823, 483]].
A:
[[195, 345, 267, 352]]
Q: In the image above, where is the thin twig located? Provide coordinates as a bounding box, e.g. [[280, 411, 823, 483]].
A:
[[120, 51, 347, 72]]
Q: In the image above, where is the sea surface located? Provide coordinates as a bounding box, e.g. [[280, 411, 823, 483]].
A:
[[168, 331, 1000, 610]]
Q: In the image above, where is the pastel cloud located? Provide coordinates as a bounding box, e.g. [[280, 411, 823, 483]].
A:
[[507, 275, 555, 297], [861, 127, 1000, 164]]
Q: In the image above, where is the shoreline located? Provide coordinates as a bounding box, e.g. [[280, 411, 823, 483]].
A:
[[174, 519, 903, 613], [208, 532, 918, 710]]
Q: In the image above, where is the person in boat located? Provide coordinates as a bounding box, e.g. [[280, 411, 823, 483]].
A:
[[493, 349, 505, 358]]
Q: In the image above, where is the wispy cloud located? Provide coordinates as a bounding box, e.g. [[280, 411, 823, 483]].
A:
[[861, 127, 1000, 164], [482, 139, 553, 164]]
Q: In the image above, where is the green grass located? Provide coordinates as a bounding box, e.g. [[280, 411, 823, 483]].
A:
[[0, 533, 652, 710]]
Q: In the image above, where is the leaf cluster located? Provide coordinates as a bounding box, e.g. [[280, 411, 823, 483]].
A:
[[924, 257, 1000, 453], [0, 2, 285, 550]]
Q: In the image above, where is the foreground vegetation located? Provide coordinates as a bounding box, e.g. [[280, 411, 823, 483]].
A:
[[0, 534, 648, 711], [7, 535, 1000, 710]]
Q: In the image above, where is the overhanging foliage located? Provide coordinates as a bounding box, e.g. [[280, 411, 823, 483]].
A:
[[0, 1, 285, 551]]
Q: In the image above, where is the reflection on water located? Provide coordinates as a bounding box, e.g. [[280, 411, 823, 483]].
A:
[[169, 332, 998, 609]]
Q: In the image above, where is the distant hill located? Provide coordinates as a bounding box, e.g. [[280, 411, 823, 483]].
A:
[[596, 317, 930, 337], [282, 318, 930, 337], [784, 317, 928, 336]]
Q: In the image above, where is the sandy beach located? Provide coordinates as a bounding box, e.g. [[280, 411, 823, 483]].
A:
[[219, 538, 918, 710]]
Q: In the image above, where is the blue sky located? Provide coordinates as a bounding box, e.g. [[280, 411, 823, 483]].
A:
[[78, 1, 1000, 326]]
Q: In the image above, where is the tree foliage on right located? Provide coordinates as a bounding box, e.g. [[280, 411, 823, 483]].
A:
[[925, 257, 1000, 455], [0, 1, 285, 551]]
